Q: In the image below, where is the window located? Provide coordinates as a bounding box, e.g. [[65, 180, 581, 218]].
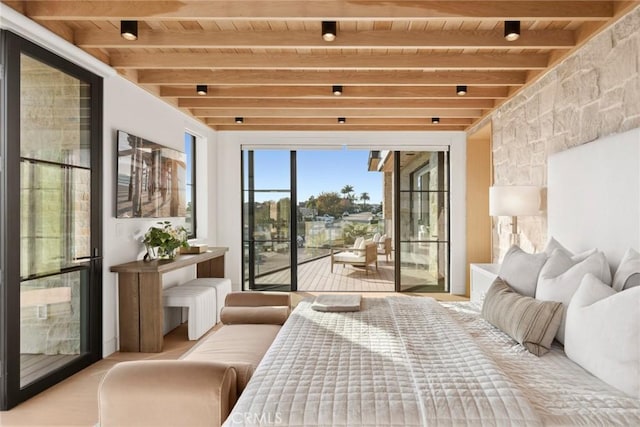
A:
[[184, 132, 196, 238]]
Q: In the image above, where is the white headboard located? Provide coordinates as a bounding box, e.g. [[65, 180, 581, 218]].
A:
[[548, 127, 640, 270]]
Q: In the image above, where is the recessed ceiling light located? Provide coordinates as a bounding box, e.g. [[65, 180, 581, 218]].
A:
[[322, 21, 337, 42], [196, 85, 208, 96], [235, 117, 244, 124], [432, 117, 440, 124], [338, 117, 346, 124], [504, 21, 521, 42], [120, 20, 138, 41], [456, 85, 467, 96], [332, 85, 343, 96]]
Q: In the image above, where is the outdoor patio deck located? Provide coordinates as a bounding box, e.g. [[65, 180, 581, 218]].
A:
[[252, 252, 444, 292]]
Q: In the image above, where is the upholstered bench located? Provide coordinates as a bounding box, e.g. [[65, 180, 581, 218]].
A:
[[99, 291, 291, 427], [181, 277, 232, 323], [163, 285, 216, 340]]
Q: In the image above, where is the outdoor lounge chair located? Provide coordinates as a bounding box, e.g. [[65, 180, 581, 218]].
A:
[[377, 236, 392, 261], [330, 240, 378, 273]]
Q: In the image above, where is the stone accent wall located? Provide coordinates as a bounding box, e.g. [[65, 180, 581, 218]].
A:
[[490, 7, 640, 261]]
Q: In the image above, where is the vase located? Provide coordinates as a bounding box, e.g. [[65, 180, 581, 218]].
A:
[[158, 247, 178, 260], [143, 245, 158, 262]]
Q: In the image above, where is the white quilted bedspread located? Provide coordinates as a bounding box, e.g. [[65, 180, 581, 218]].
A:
[[225, 297, 543, 426], [442, 301, 640, 426]]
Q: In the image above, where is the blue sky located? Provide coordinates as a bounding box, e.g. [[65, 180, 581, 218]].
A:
[[248, 149, 383, 204]]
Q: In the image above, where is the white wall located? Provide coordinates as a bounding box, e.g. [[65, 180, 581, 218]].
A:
[[102, 77, 216, 356], [215, 131, 467, 295]]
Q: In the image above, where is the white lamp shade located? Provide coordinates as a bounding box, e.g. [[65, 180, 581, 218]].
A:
[[489, 186, 541, 216]]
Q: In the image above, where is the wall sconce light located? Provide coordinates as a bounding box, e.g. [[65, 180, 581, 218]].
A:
[[332, 85, 343, 96], [235, 117, 244, 124], [120, 20, 138, 41], [456, 85, 467, 96], [337, 117, 346, 124], [322, 21, 337, 42], [489, 185, 542, 245], [504, 21, 521, 42], [432, 117, 440, 124], [196, 85, 208, 95]]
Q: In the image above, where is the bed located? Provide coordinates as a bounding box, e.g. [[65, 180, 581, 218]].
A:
[[225, 297, 639, 426], [225, 128, 640, 426]]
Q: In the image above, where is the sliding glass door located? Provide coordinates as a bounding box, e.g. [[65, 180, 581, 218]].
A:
[[396, 151, 450, 292], [242, 150, 295, 291], [241, 147, 449, 293], [1, 31, 103, 410]]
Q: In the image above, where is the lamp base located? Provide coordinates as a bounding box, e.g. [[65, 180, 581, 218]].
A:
[[509, 216, 521, 247]]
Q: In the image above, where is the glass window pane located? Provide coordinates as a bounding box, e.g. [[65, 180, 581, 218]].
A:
[[242, 151, 249, 190], [399, 192, 448, 242], [242, 191, 250, 241], [20, 54, 90, 169], [20, 270, 87, 388], [252, 150, 290, 190], [400, 151, 448, 191], [252, 192, 291, 241], [184, 133, 195, 237], [301, 219, 344, 250], [399, 242, 448, 292], [20, 161, 91, 278], [242, 242, 249, 289], [255, 242, 291, 286]]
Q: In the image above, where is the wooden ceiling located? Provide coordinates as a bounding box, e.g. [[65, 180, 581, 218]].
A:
[[3, 1, 638, 132]]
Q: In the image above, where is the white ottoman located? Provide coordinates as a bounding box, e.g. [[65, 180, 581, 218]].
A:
[[183, 278, 232, 323], [163, 285, 216, 340]]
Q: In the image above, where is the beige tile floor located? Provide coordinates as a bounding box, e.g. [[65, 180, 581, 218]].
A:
[[0, 292, 467, 426]]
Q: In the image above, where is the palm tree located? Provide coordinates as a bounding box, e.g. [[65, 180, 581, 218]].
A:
[[360, 192, 370, 210], [341, 185, 354, 200]]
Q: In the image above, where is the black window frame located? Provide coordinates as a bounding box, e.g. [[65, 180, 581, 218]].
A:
[[185, 132, 197, 239]]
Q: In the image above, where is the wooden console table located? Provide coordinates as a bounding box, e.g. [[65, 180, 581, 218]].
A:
[[110, 248, 228, 352]]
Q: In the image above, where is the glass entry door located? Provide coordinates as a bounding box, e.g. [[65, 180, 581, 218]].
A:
[[1, 31, 103, 410], [242, 150, 295, 291], [396, 151, 450, 292]]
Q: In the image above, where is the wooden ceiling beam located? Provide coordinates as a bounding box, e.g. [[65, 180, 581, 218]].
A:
[[26, 1, 614, 21], [181, 98, 495, 109], [205, 117, 473, 126], [76, 28, 576, 49], [111, 52, 549, 71], [139, 70, 527, 86], [214, 125, 467, 131], [191, 108, 484, 118], [161, 86, 510, 99]]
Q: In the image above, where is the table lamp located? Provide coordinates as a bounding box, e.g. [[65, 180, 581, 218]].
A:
[[489, 185, 541, 246]]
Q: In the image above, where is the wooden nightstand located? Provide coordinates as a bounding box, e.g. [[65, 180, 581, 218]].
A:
[[470, 263, 500, 307]]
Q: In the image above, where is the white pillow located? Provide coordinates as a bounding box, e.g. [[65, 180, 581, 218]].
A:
[[498, 245, 548, 297], [565, 274, 640, 398], [612, 248, 640, 291], [535, 249, 612, 343], [543, 237, 570, 256], [543, 236, 596, 261], [353, 237, 364, 250]]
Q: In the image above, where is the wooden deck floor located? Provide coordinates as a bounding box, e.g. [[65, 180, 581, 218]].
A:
[[252, 253, 444, 292], [20, 354, 78, 388]]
